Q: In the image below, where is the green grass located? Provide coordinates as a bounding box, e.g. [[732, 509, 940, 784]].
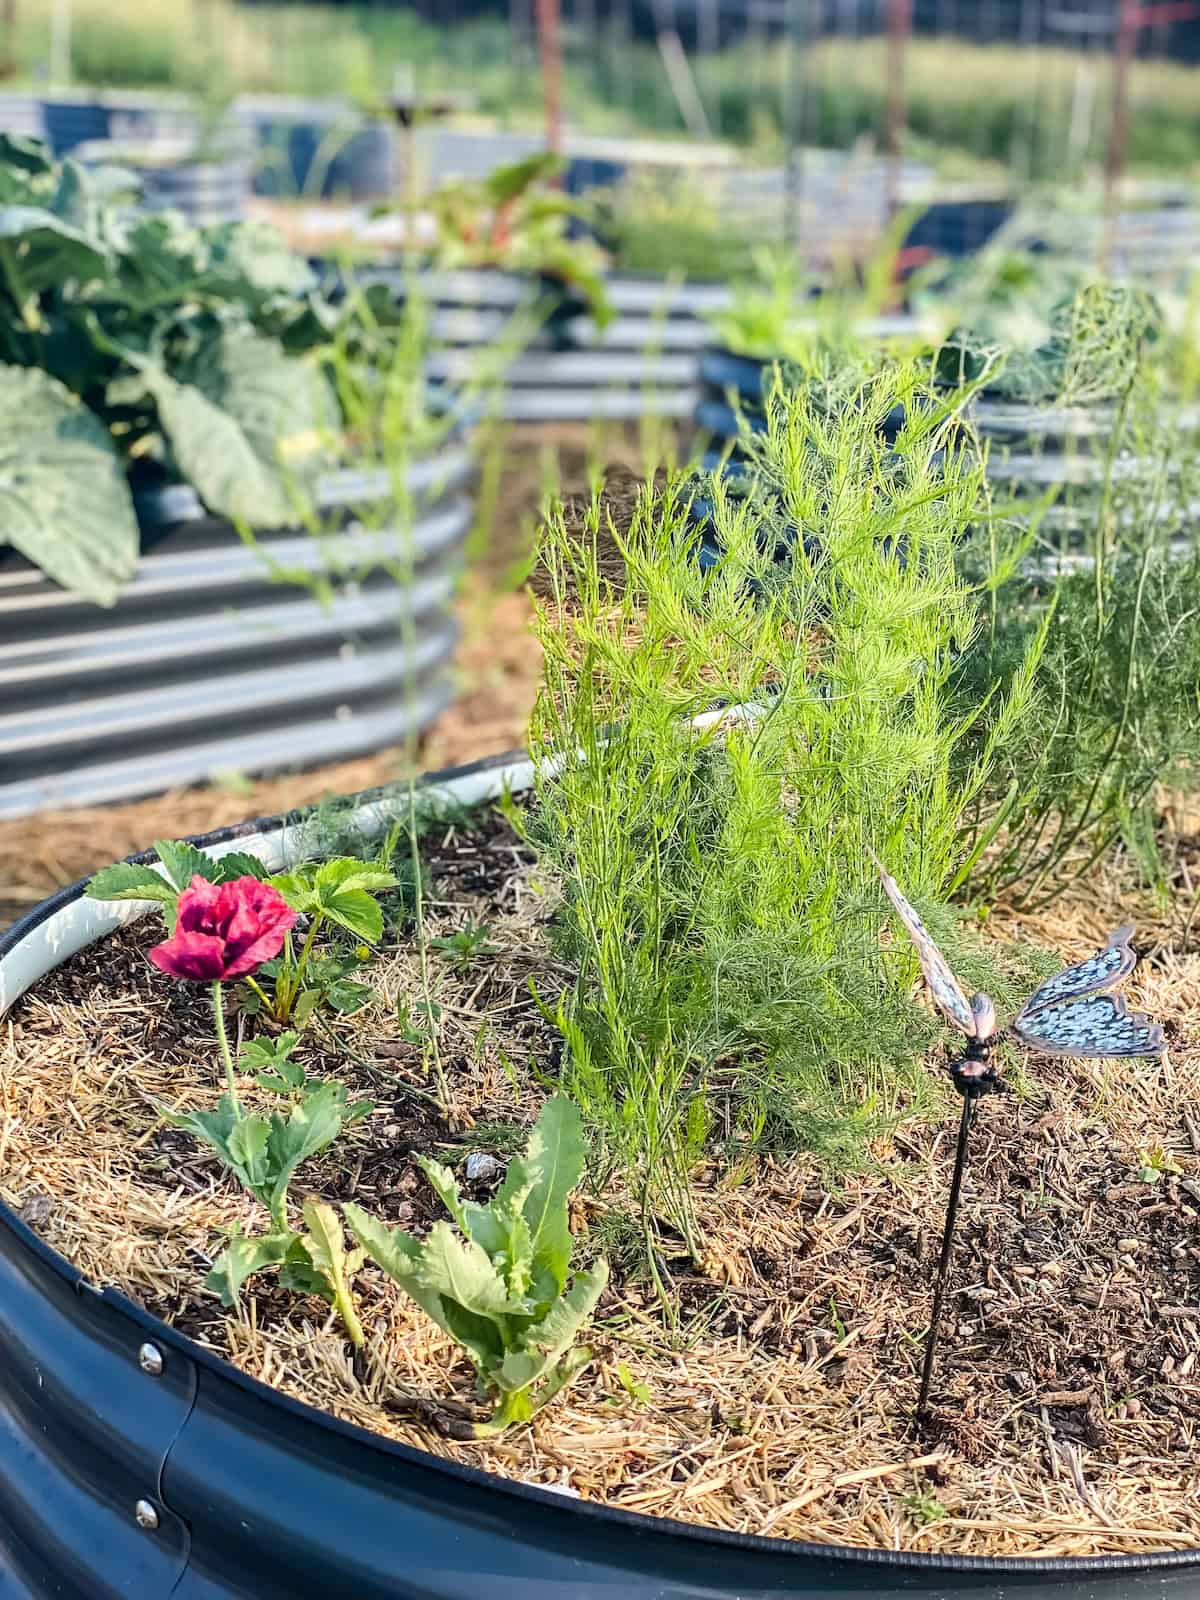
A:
[[524, 357, 1043, 1246]]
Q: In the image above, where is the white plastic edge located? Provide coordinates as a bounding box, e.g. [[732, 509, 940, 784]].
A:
[[0, 696, 770, 1017], [0, 755, 538, 1018]]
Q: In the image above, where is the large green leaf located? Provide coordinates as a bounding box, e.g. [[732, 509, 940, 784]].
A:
[[261, 1081, 349, 1225], [344, 1204, 447, 1325], [151, 328, 336, 529], [416, 1221, 526, 1321], [0, 204, 108, 304], [142, 364, 294, 529], [270, 857, 398, 943], [0, 364, 138, 604], [154, 837, 219, 892], [203, 221, 317, 305], [0, 134, 53, 179], [496, 1096, 585, 1299], [85, 862, 177, 907], [207, 1230, 297, 1306], [113, 213, 207, 307]]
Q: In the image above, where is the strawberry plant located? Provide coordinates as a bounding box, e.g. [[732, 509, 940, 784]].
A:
[[88, 841, 398, 1028]]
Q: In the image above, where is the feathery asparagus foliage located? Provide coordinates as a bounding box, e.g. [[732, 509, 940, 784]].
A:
[[952, 303, 1200, 906], [528, 361, 1043, 1238], [957, 548, 1200, 907]]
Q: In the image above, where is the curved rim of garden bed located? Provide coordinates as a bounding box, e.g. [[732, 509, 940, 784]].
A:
[[2, 748, 1200, 1593]]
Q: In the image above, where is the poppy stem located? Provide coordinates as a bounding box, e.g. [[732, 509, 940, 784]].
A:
[[212, 980, 240, 1114], [916, 1089, 975, 1423]]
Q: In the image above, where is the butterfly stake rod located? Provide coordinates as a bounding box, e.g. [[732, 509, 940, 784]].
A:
[[868, 847, 1165, 1427]]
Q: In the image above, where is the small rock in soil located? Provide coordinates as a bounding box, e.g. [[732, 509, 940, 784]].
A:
[[465, 1151, 503, 1182]]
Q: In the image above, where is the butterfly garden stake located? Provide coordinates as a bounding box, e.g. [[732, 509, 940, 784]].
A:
[[867, 846, 1165, 1425]]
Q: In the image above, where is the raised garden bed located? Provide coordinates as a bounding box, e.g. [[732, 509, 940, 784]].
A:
[[358, 268, 736, 421], [74, 136, 250, 224], [1, 753, 1199, 1596], [0, 447, 472, 819]]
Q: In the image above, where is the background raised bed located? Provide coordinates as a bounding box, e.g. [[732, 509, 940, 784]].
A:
[[0, 447, 473, 820]]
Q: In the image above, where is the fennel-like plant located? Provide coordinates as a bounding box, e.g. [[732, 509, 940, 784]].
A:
[[528, 359, 1044, 1237]]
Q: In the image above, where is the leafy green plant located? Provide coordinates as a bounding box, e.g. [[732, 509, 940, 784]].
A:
[[592, 171, 755, 282], [419, 153, 612, 330], [528, 360, 1043, 1241], [953, 344, 1200, 905], [209, 1198, 368, 1353], [0, 135, 361, 603], [614, 1361, 651, 1406], [252, 857, 399, 1024], [429, 922, 497, 968], [167, 1051, 372, 1343], [88, 840, 398, 1026], [705, 247, 817, 362], [1135, 1146, 1183, 1185], [168, 1076, 370, 1235], [902, 1486, 949, 1526], [346, 1095, 608, 1434], [932, 273, 1161, 406], [238, 1032, 356, 1102], [396, 995, 442, 1047]]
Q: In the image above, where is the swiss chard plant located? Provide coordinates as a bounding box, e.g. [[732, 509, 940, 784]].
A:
[[0, 134, 367, 604], [346, 1095, 608, 1434], [421, 153, 612, 330]]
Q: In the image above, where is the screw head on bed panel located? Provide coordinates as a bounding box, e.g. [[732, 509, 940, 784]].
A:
[[137, 1342, 164, 1376]]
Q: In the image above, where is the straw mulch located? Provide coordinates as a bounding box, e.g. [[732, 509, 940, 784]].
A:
[[3, 805, 1198, 1560]]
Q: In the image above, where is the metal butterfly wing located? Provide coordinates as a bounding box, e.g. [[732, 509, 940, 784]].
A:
[[868, 846, 978, 1038], [1011, 925, 1164, 1058]]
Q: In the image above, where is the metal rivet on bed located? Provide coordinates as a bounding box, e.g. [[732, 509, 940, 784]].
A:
[[138, 1342, 164, 1376], [135, 1499, 160, 1531]]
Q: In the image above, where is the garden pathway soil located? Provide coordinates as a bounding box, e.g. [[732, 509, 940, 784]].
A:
[[3, 807, 1198, 1559]]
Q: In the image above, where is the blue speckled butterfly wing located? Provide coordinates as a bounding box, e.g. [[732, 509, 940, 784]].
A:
[[1015, 926, 1137, 1021], [868, 846, 977, 1038], [1011, 992, 1164, 1058]]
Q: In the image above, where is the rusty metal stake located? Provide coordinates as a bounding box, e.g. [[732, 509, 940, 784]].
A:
[[534, 0, 563, 155]]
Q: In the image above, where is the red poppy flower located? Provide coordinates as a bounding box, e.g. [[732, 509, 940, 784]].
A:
[[149, 875, 296, 983]]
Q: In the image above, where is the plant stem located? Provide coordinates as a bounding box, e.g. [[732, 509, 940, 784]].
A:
[[212, 981, 240, 1113], [473, 1386, 534, 1437], [334, 1282, 365, 1351], [289, 913, 324, 1012], [407, 782, 448, 1111], [916, 1090, 975, 1423], [244, 975, 272, 1012]]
